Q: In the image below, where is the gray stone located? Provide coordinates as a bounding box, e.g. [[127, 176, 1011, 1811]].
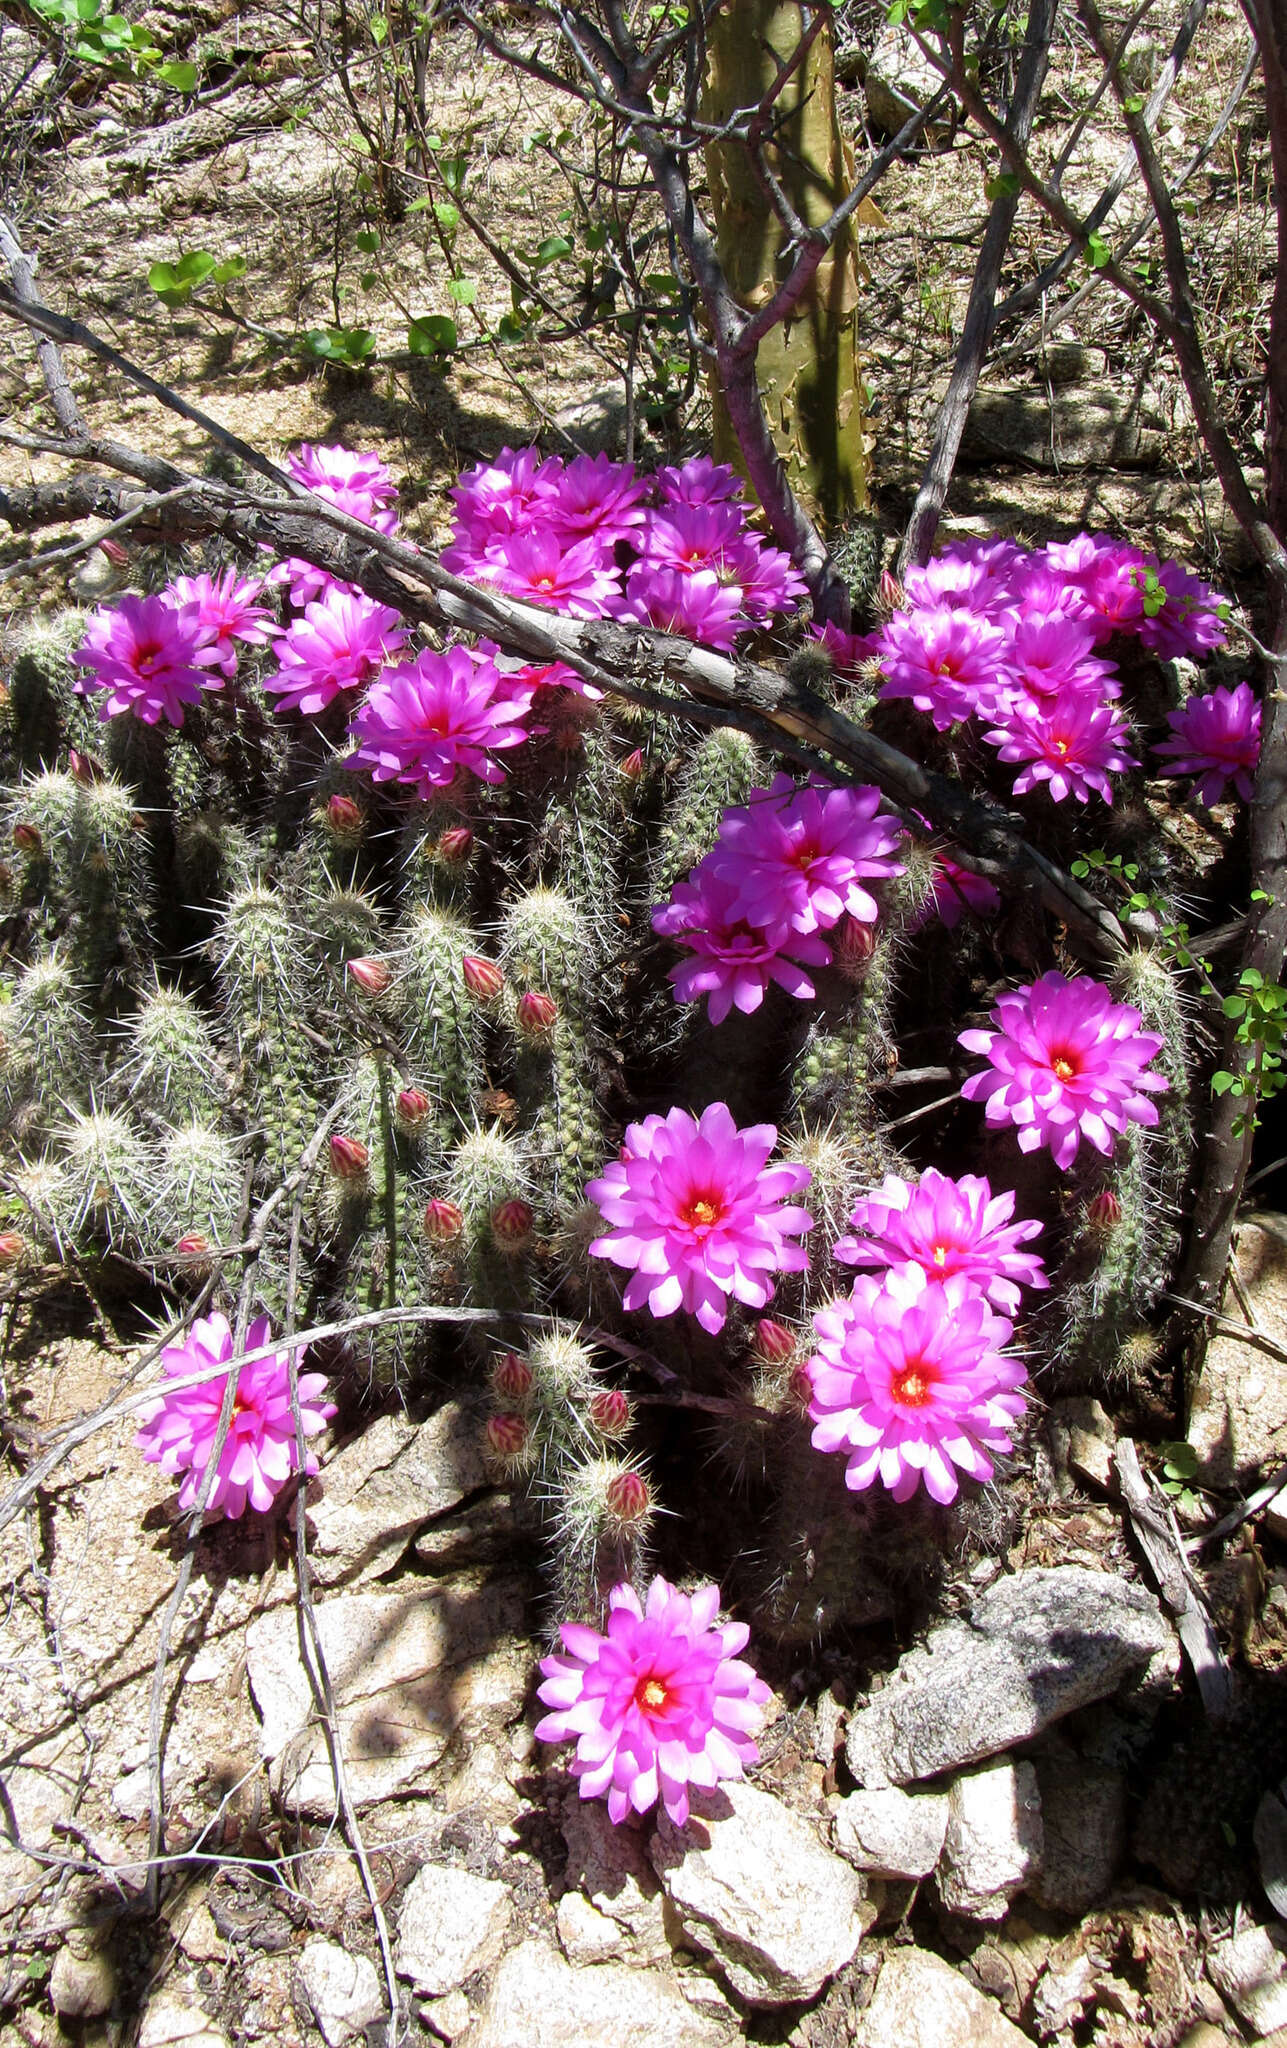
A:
[[845, 1567, 1174, 1787], [960, 386, 1168, 472], [1256, 1787, 1287, 1918], [1026, 1755, 1125, 1914], [396, 1861, 511, 1996], [298, 1939, 384, 2046], [560, 1796, 670, 1962], [851, 1945, 1031, 2048], [650, 1779, 874, 2006], [938, 1758, 1043, 1922], [1190, 1221, 1287, 1486], [1047, 1397, 1117, 1492], [137, 1997, 229, 2048], [1206, 1922, 1287, 2035], [306, 1403, 489, 1586], [456, 1938, 730, 2047], [246, 1580, 529, 1813], [49, 1941, 116, 2019], [831, 1785, 949, 1879]]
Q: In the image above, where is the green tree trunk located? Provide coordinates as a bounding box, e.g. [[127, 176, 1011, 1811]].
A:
[[704, 2, 870, 531]]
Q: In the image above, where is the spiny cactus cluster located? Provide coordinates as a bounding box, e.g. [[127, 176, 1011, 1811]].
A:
[[0, 443, 1240, 1639]]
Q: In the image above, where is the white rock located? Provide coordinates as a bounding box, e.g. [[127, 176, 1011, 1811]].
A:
[[396, 1862, 511, 1996], [1206, 1922, 1287, 2035], [307, 1404, 488, 1586], [422, 1989, 473, 2039], [938, 1758, 1043, 1921], [851, 1945, 1032, 2048], [456, 1939, 729, 2047], [298, 1938, 385, 2046], [560, 1797, 671, 1962], [557, 1891, 629, 1965], [832, 1786, 949, 1878], [650, 1780, 874, 2005], [137, 1996, 229, 2048], [49, 1943, 116, 2019], [1190, 1222, 1287, 1486]]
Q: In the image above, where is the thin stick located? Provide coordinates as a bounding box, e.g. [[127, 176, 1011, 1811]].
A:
[[1114, 1437, 1232, 1716], [0, 485, 197, 582]]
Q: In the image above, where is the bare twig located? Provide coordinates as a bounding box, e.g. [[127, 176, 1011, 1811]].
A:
[[0, 484, 198, 583], [0, 213, 86, 438], [1114, 1437, 1233, 1716], [1187, 1456, 1287, 1553]]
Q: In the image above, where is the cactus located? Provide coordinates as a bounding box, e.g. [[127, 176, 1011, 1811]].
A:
[[1, 952, 95, 1133], [154, 1119, 244, 1248], [54, 1106, 156, 1251], [116, 980, 225, 1122], [6, 610, 98, 768], [647, 726, 760, 899], [213, 884, 323, 1179]]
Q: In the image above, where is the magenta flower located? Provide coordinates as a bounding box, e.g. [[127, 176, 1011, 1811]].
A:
[[168, 570, 278, 678], [486, 531, 620, 616], [348, 645, 534, 794], [135, 1311, 335, 1519], [1038, 534, 1147, 641], [652, 864, 832, 1024], [875, 606, 1010, 727], [834, 1167, 1046, 1315], [736, 540, 809, 622], [545, 453, 648, 548], [927, 853, 1001, 927], [285, 443, 399, 527], [449, 446, 564, 546], [643, 502, 747, 579], [984, 687, 1138, 804], [586, 1102, 813, 1335], [807, 1267, 1027, 1505], [655, 457, 745, 506], [810, 622, 879, 678], [265, 590, 407, 715], [996, 615, 1120, 713], [902, 538, 1026, 619], [1134, 558, 1229, 660], [960, 971, 1168, 1170], [535, 1576, 771, 1827], [708, 774, 905, 935], [73, 593, 220, 726], [1153, 682, 1260, 805], [612, 564, 745, 650]]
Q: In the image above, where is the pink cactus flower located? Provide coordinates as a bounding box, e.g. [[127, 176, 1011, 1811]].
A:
[[707, 774, 905, 935], [486, 531, 620, 616], [611, 564, 745, 650], [902, 538, 1027, 619], [1134, 558, 1229, 660], [643, 502, 748, 579], [168, 570, 278, 678], [449, 446, 564, 546], [285, 444, 399, 527], [1038, 534, 1147, 641], [134, 1311, 335, 1519], [265, 590, 407, 716], [652, 864, 833, 1024], [535, 1575, 771, 1827], [586, 1101, 813, 1335], [927, 853, 1001, 927], [1153, 682, 1261, 805], [807, 1266, 1027, 1505], [959, 970, 1168, 1170], [654, 457, 745, 507], [995, 615, 1121, 713], [983, 687, 1138, 804], [834, 1167, 1046, 1315], [810, 622, 880, 678], [545, 453, 648, 548], [735, 540, 809, 622], [73, 592, 221, 726], [875, 606, 1010, 727], [348, 645, 534, 794]]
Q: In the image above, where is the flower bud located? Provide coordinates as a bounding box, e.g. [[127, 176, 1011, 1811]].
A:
[[752, 1318, 797, 1365], [516, 989, 558, 1038], [437, 826, 474, 865], [1086, 1189, 1122, 1232], [492, 1198, 535, 1250], [67, 748, 103, 785], [462, 954, 504, 1001], [347, 956, 391, 996], [604, 1468, 652, 1530], [833, 915, 877, 980], [99, 537, 130, 567], [0, 1231, 27, 1268], [492, 1351, 533, 1402], [329, 1135, 370, 1180], [12, 822, 42, 855], [424, 1197, 464, 1243], [788, 1363, 815, 1415], [485, 1412, 530, 1460], [396, 1087, 431, 1129], [619, 748, 645, 781], [174, 1232, 212, 1258], [878, 568, 905, 616], [588, 1388, 631, 1439], [324, 793, 365, 841]]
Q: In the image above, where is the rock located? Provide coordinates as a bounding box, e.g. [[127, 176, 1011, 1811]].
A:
[[456, 1938, 730, 2047], [137, 1996, 229, 2048], [831, 1785, 949, 1878], [960, 386, 1168, 471], [306, 1404, 489, 1586], [851, 1945, 1031, 2048], [863, 23, 949, 138], [557, 1891, 630, 1965], [49, 1941, 116, 2019], [1026, 1755, 1124, 1914], [1206, 1922, 1287, 2035], [845, 1567, 1174, 1787], [1190, 1222, 1287, 1486], [1257, 1786, 1287, 1917], [298, 1939, 384, 2046], [423, 1989, 473, 2039], [396, 1861, 511, 1996], [650, 1780, 874, 2006], [1047, 1397, 1117, 1492], [245, 1579, 528, 1813], [938, 1759, 1043, 1922], [560, 1797, 671, 1962]]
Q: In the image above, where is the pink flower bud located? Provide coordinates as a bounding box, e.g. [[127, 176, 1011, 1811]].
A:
[[424, 1198, 464, 1243], [492, 1198, 535, 1250], [516, 990, 558, 1038], [12, 823, 41, 854], [437, 826, 474, 865], [67, 748, 103, 785], [462, 954, 504, 1001], [347, 956, 391, 996], [604, 1469, 651, 1529], [752, 1318, 797, 1365], [329, 1135, 370, 1180], [492, 1351, 533, 1402], [589, 1388, 631, 1438], [325, 794, 365, 839], [174, 1232, 211, 1258], [619, 748, 645, 781], [788, 1363, 815, 1415], [0, 1231, 27, 1268], [1087, 1189, 1122, 1231], [833, 915, 877, 980], [396, 1088, 431, 1129], [878, 568, 905, 616], [485, 1412, 530, 1459], [99, 537, 130, 567]]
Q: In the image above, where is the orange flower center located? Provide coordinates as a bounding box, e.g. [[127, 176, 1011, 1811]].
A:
[[637, 1677, 669, 1712], [931, 1244, 949, 1267], [1052, 1053, 1077, 1081], [891, 1361, 934, 1406], [684, 1196, 721, 1229], [1053, 739, 1069, 757]]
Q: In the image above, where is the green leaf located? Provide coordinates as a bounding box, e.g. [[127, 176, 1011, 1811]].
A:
[[212, 255, 246, 285], [368, 11, 388, 42], [533, 233, 573, 267], [359, 270, 378, 291], [407, 314, 457, 356], [302, 325, 377, 366], [1085, 229, 1112, 270], [984, 170, 1021, 201], [1123, 92, 1144, 113], [447, 276, 476, 305], [354, 229, 381, 254], [156, 56, 197, 89], [496, 308, 527, 342]]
